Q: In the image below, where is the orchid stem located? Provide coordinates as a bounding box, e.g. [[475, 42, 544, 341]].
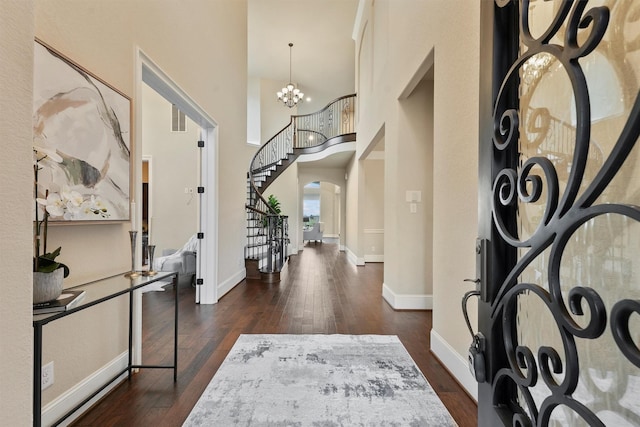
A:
[[34, 163, 40, 271], [43, 189, 49, 255]]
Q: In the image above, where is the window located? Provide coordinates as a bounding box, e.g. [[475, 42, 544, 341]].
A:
[[303, 181, 320, 227]]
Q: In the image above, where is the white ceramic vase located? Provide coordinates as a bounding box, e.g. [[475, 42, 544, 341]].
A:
[[33, 267, 64, 304]]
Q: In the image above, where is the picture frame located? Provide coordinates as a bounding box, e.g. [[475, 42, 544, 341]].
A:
[[33, 39, 131, 222]]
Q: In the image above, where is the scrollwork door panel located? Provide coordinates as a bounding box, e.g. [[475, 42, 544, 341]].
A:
[[484, 1, 640, 425]]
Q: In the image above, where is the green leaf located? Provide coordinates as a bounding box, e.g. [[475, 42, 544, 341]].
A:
[[267, 194, 281, 214], [34, 246, 70, 277], [41, 246, 62, 261]]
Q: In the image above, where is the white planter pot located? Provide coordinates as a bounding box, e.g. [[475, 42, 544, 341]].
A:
[[33, 268, 64, 304]]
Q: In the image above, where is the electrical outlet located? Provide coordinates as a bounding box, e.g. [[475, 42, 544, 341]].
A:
[[42, 361, 54, 390]]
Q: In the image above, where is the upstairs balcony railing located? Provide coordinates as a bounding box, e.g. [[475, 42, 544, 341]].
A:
[[250, 94, 356, 176]]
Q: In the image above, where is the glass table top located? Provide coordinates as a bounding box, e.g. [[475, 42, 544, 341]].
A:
[[33, 271, 177, 325]]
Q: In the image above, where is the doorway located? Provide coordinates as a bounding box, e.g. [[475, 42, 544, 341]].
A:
[[302, 180, 343, 246], [303, 181, 321, 229], [141, 84, 200, 283], [135, 48, 218, 305]]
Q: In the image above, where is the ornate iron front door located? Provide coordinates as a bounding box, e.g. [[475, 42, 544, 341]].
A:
[[480, 1, 640, 425]]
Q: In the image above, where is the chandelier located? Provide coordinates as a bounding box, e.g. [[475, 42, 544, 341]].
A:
[[277, 43, 305, 108]]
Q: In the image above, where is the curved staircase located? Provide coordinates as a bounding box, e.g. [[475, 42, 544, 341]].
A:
[[245, 94, 357, 282]]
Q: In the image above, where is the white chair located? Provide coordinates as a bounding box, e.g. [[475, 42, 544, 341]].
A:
[[303, 222, 324, 244], [153, 234, 198, 286]]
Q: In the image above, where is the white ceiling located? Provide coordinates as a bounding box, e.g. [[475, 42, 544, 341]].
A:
[[248, 0, 359, 109]]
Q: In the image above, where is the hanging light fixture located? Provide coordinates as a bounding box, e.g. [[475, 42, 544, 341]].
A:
[[277, 43, 304, 108]]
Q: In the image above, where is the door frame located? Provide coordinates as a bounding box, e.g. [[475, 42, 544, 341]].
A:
[[142, 155, 152, 265], [132, 47, 219, 363], [477, 1, 517, 425], [135, 48, 218, 303]]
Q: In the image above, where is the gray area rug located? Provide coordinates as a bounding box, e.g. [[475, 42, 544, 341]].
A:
[[183, 334, 457, 426]]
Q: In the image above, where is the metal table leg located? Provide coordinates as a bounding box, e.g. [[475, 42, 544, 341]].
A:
[[173, 274, 178, 381], [33, 324, 43, 427]]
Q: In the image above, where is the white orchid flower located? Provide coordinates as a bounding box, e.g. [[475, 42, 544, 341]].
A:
[[80, 200, 97, 217], [62, 189, 84, 207], [35, 189, 110, 222], [64, 202, 82, 220], [90, 195, 106, 210], [42, 193, 65, 217]]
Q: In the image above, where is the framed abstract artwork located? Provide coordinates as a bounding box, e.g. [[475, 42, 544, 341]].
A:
[[33, 39, 131, 222]]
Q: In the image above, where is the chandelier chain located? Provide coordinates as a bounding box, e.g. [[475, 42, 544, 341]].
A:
[[277, 42, 305, 108]]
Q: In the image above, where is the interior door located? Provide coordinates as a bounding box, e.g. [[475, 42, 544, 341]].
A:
[[478, 1, 640, 425]]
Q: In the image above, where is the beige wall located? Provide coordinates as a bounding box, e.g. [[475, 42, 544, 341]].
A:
[[389, 77, 434, 295], [247, 76, 261, 145], [142, 83, 199, 255], [344, 156, 365, 263], [320, 182, 339, 237], [353, 0, 480, 395], [1, 1, 35, 424], [363, 159, 384, 259], [426, 2, 480, 364], [260, 78, 297, 143], [357, 4, 437, 299], [9, 0, 250, 417]]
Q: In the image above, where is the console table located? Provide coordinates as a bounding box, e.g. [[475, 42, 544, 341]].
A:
[[33, 271, 179, 427]]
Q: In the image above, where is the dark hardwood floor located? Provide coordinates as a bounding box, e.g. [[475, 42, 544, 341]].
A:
[[73, 242, 477, 426]]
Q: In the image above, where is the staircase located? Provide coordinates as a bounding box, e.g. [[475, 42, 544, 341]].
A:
[[245, 94, 357, 282]]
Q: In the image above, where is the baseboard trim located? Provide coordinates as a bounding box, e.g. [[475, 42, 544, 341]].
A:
[[346, 247, 364, 266], [382, 283, 431, 310], [42, 352, 128, 427], [430, 329, 478, 401], [218, 268, 246, 300], [364, 254, 384, 262]]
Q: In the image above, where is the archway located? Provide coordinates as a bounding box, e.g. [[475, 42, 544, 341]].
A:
[[302, 181, 341, 245]]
